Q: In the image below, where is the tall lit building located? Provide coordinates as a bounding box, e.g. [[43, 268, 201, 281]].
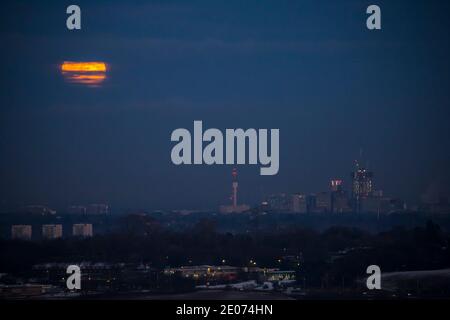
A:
[[351, 160, 374, 212], [42, 224, 63, 239], [72, 224, 93, 237], [11, 225, 32, 240], [351, 166, 373, 198]]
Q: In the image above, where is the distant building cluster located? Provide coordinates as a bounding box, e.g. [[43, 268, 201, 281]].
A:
[[14, 203, 110, 216], [10, 223, 93, 240], [7, 203, 108, 240], [260, 162, 406, 215], [214, 160, 450, 215], [20, 205, 56, 215], [164, 265, 296, 286], [67, 204, 109, 215]]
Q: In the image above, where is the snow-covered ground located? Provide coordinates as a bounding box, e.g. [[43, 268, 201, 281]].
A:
[[197, 280, 258, 290], [197, 279, 298, 292]]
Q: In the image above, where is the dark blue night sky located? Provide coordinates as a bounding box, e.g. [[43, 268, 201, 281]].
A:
[[1, 0, 449, 210]]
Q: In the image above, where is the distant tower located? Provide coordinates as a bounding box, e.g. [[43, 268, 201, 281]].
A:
[[219, 168, 250, 214], [231, 168, 238, 209]]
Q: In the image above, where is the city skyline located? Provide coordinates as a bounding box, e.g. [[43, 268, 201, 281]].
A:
[[2, 158, 445, 214]]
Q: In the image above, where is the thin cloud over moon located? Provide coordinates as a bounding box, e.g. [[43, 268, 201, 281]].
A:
[[60, 61, 108, 87]]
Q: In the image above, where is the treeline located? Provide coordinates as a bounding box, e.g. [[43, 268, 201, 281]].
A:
[[1, 220, 449, 288]]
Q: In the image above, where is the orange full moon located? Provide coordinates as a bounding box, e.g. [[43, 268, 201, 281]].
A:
[[60, 61, 107, 86]]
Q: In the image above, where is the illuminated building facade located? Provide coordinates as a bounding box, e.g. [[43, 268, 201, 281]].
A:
[[11, 225, 32, 240], [351, 167, 373, 198], [42, 224, 63, 239], [72, 224, 93, 237]]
